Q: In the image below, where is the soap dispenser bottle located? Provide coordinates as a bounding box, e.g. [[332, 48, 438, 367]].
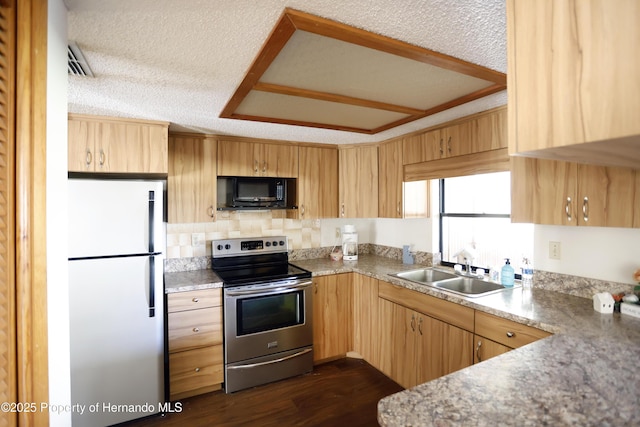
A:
[[501, 258, 515, 287]]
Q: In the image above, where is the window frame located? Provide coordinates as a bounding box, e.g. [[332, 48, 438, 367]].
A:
[[438, 178, 520, 279]]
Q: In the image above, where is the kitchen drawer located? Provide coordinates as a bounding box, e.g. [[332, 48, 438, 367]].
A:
[[475, 311, 551, 349], [168, 306, 222, 353], [167, 288, 222, 313], [169, 345, 224, 400]]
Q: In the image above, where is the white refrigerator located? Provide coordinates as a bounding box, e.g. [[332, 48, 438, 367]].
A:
[[68, 178, 165, 427]]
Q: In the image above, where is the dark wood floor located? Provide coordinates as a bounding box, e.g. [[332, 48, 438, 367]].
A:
[[120, 358, 403, 427]]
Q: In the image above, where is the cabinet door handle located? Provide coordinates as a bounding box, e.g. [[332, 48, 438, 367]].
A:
[[476, 340, 482, 362], [506, 331, 515, 338], [262, 161, 267, 174], [418, 317, 423, 335], [300, 204, 305, 218], [439, 138, 444, 156], [254, 159, 259, 173], [98, 149, 105, 166], [85, 149, 93, 167], [410, 314, 416, 332], [582, 197, 589, 222], [341, 203, 345, 217], [208, 205, 215, 219], [314, 282, 318, 294], [565, 197, 572, 222], [192, 327, 200, 333], [397, 201, 401, 216], [447, 136, 452, 154]]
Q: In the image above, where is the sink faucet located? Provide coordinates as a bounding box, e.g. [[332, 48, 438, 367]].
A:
[[464, 257, 472, 276], [453, 246, 477, 276]]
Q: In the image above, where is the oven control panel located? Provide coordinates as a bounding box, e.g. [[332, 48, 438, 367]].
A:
[[212, 236, 288, 258]]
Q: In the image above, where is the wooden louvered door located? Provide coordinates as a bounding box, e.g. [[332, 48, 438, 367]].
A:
[[4, 0, 49, 425], [0, 2, 17, 426]]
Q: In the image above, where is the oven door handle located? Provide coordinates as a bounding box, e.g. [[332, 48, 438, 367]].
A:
[[225, 280, 312, 296], [226, 348, 312, 370]]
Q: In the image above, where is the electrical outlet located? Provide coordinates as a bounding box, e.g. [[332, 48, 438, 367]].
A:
[[335, 227, 341, 239], [549, 241, 561, 260]]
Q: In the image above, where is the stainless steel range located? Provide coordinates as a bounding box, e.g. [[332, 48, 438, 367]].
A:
[[212, 236, 313, 393]]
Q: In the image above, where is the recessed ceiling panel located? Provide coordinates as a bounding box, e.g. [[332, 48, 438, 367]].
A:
[[220, 8, 506, 134], [261, 30, 495, 110], [235, 90, 410, 131]]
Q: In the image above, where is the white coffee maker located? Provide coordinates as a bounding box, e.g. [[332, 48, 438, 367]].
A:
[[342, 225, 358, 261]]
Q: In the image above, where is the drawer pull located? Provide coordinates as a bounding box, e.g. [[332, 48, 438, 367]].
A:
[[192, 297, 200, 303], [506, 331, 515, 338], [194, 367, 200, 373], [193, 327, 200, 333]]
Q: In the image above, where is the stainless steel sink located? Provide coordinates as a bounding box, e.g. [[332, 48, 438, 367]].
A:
[[393, 268, 457, 283], [434, 276, 508, 297], [389, 268, 513, 297]]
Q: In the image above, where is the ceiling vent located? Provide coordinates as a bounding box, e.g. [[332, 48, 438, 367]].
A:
[[68, 42, 94, 77]]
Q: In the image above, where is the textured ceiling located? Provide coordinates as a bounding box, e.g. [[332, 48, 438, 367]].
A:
[[65, 0, 507, 144]]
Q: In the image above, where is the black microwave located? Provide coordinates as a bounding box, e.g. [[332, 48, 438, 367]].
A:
[[217, 176, 297, 210]]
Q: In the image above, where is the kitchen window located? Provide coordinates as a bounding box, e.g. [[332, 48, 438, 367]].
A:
[[439, 171, 533, 274]]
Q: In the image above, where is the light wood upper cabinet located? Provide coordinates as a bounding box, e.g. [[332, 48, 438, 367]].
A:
[[68, 114, 169, 173], [379, 139, 430, 219], [312, 274, 353, 362], [298, 146, 338, 219], [471, 107, 507, 153], [217, 140, 298, 177], [339, 145, 378, 218], [402, 108, 507, 166], [378, 139, 404, 218], [507, 0, 640, 169], [168, 135, 217, 223], [511, 157, 639, 228]]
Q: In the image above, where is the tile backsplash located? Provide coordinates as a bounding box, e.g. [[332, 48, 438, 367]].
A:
[[166, 210, 321, 259]]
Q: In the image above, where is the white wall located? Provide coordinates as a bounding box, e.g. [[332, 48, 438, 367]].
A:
[[320, 218, 640, 286], [47, 0, 71, 425], [320, 218, 434, 252], [534, 225, 640, 285]]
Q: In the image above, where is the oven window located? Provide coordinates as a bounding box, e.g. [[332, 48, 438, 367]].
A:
[[236, 291, 304, 336]]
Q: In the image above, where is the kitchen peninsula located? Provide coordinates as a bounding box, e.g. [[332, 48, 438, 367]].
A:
[[165, 253, 640, 426]]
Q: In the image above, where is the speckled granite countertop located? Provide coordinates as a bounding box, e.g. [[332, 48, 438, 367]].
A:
[[164, 255, 640, 425], [291, 255, 640, 426], [164, 269, 222, 293]]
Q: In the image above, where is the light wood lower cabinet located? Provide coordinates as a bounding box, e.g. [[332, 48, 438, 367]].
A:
[[352, 274, 380, 369], [167, 289, 223, 400], [377, 281, 474, 389], [312, 274, 353, 362], [473, 310, 551, 363], [473, 336, 511, 364]]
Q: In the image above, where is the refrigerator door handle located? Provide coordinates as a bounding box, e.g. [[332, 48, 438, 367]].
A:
[[148, 191, 155, 253], [148, 255, 155, 317]]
